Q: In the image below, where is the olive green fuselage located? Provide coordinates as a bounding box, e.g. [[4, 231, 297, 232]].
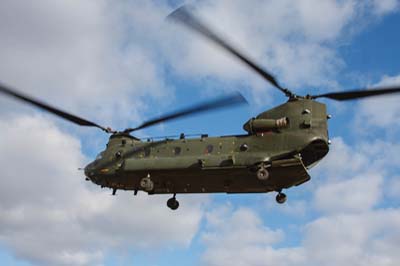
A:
[[85, 98, 329, 194]]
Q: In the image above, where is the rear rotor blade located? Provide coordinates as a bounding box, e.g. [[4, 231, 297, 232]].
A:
[[168, 6, 294, 98], [311, 86, 400, 101], [124, 92, 247, 133], [0, 83, 112, 133]]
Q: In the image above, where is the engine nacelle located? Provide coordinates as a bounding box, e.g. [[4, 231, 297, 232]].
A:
[[243, 117, 288, 134]]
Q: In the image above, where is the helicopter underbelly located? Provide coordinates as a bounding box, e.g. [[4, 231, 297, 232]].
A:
[[95, 156, 310, 194]]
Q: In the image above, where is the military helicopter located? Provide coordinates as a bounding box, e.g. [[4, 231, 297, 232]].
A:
[[1, 7, 400, 210]]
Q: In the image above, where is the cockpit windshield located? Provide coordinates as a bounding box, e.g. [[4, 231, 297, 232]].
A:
[[95, 152, 104, 161]]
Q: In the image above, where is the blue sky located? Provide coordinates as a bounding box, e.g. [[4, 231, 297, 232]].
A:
[[0, 1, 400, 266]]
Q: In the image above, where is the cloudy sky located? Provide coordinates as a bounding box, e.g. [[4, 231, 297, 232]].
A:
[[1, 0, 400, 265]]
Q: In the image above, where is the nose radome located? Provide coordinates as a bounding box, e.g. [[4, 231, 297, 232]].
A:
[[84, 163, 94, 181], [84, 165, 90, 180]]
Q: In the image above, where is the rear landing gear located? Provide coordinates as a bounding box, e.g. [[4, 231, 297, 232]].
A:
[[276, 192, 287, 204], [167, 194, 179, 210]]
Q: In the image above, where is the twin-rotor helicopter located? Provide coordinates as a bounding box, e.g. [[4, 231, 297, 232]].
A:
[[1, 7, 400, 210]]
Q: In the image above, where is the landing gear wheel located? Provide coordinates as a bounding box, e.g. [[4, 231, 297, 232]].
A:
[[167, 195, 179, 210], [276, 192, 287, 204], [257, 167, 269, 181], [140, 174, 154, 192]]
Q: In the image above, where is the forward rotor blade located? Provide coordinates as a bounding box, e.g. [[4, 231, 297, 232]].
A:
[[0, 83, 112, 133], [312, 86, 400, 101], [124, 92, 247, 133], [168, 6, 293, 97]]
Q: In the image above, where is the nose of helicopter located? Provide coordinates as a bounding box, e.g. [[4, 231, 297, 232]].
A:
[[84, 163, 95, 181]]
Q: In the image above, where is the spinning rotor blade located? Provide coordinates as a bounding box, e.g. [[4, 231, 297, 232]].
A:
[[124, 92, 247, 133], [311, 86, 400, 101], [0, 83, 112, 133], [168, 6, 294, 98]]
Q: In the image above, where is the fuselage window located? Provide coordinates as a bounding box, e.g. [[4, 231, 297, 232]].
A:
[[205, 144, 213, 154], [144, 147, 151, 157], [115, 151, 122, 158], [240, 143, 249, 152], [174, 147, 181, 155]]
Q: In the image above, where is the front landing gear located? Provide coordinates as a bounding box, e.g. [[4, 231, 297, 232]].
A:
[[276, 191, 287, 204], [256, 163, 270, 181], [167, 194, 179, 210], [257, 167, 269, 180]]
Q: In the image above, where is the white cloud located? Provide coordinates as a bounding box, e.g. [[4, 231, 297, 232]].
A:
[[313, 137, 400, 181], [311, 137, 368, 181], [166, 0, 352, 92], [387, 176, 400, 199], [164, 0, 398, 97], [311, 136, 400, 213], [302, 210, 400, 266], [314, 174, 383, 213], [203, 206, 284, 247], [371, 0, 399, 15], [0, 0, 172, 129], [0, 115, 206, 266], [202, 206, 289, 266], [294, 0, 356, 41], [355, 74, 400, 133], [201, 207, 400, 266]]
